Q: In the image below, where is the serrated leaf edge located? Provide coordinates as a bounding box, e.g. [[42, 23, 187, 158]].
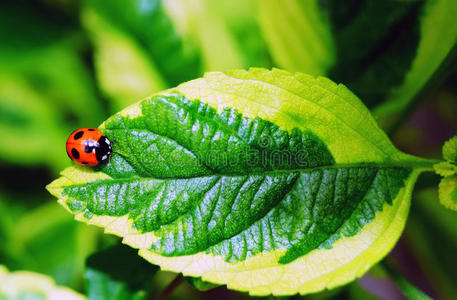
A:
[[47, 167, 421, 296], [438, 175, 457, 211], [434, 161, 457, 177], [47, 69, 429, 295]]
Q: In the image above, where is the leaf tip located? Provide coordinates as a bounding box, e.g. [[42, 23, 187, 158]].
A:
[[45, 178, 66, 198]]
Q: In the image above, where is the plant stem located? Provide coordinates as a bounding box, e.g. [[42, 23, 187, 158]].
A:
[[381, 260, 432, 300], [157, 274, 184, 300]]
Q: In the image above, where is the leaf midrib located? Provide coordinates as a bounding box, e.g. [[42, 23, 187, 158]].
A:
[[99, 161, 430, 182]]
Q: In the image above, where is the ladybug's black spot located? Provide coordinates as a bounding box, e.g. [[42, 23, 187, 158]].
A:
[[88, 128, 96, 131], [73, 131, 84, 140], [71, 148, 80, 159]]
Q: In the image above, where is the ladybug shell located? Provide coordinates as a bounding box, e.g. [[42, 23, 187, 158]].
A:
[[66, 128, 112, 167]]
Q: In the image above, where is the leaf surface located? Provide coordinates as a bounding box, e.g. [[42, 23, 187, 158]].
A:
[[48, 69, 433, 296]]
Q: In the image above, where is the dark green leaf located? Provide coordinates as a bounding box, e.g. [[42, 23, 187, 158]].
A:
[[1, 199, 98, 288], [85, 244, 159, 300], [322, 0, 423, 108], [86, 0, 201, 87]]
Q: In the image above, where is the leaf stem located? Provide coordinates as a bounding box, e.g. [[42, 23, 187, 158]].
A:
[[381, 260, 432, 300], [156, 274, 184, 300]]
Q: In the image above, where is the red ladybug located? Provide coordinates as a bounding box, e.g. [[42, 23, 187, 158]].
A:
[[66, 128, 112, 167]]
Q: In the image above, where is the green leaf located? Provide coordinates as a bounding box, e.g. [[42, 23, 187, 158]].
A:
[[442, 136, 457, 163], [83, 0, 201, 110], [435, 136, 457, 211], [48, 68, 434, 296], [382, 261, 433, 300], [214, 0, 272, 68], [0, 75, 70, 170], [0, 4, 103, 126], [0, 4, 104, 169], [318, 0, 457, 118], [82, 7, 167, 111], [347, 281, 379, 300], [257, 0, 457, 121], [257, 0, 335, 75], [85, 244, 158, 300], [373, 0, 457, 124], [323, 0, 424, 108], [438, 175, 457, 211], [0, 193, 26, 264], [0, 199, 99, 288], [164, 0, 271, 71], [434, 162, 457, 177], [0, 265, 86, 300]]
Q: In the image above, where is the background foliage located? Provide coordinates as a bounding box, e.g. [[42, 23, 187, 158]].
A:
[[0, 0, 456, 299]]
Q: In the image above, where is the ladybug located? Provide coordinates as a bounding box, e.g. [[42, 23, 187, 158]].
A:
[[66, 128, 112, 167]]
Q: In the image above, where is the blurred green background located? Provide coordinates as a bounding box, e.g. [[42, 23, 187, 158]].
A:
[[0, 0, 456, 299]]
